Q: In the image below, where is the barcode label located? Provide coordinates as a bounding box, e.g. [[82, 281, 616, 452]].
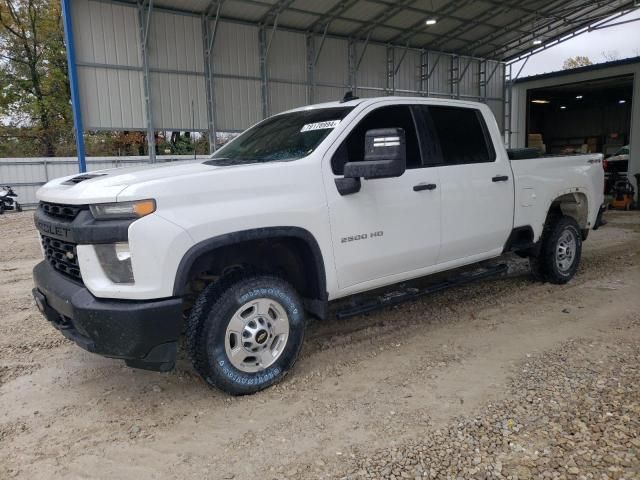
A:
[[300, 120, 341, 132]]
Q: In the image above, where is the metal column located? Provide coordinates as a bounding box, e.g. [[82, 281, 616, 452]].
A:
[[386, 46, 394, 95], [258, 18, 279, 119], [479, 59, 486, 103], [61, 0, 87, 173], [420, 50, 429, 96], [503, 63, 513, 148], [138, 0, 156, 162], [306, 34, 315, 104], [202, 2, 223, 153], [258, 27, 269, 119], [450, 55, 460, 98], [347, 39, 356, 92]]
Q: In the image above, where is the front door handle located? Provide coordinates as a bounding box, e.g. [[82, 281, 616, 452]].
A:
[[413, 183, 437, 192], [492, 175, 509, 182]]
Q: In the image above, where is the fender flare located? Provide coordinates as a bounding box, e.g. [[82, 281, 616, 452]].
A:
[[172, 226, 328, 304]]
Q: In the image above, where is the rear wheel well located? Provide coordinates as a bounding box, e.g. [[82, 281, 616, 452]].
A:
[[548, 192, 589, 229], [178, 235, 327, 319]]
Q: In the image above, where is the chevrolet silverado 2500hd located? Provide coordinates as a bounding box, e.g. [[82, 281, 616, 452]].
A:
[[32, 96, 606, 395]]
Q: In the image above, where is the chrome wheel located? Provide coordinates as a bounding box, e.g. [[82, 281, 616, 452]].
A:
[[555, 229, 577, 272], [224, 298, 290, 373]]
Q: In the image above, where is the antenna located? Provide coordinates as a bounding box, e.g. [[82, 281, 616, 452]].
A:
[[340, 91, 360, 103]]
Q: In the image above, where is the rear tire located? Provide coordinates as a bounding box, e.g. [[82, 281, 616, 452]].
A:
[[529, 216, 582, 284], [185, 273, 306, 395]]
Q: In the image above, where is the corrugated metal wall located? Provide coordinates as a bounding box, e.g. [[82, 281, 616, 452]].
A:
[[0, 156, 205, 207], [73, 0, 145, 130], [70, 0, 505, 136]]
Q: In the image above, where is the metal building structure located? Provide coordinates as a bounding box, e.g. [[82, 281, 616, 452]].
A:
[[510, 57, 640, 192], [61, 0, 639, 170]]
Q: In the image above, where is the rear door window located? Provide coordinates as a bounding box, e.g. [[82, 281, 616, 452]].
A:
[[424, 106, 496, 165]]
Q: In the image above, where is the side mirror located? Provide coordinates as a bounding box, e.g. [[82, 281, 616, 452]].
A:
[[344, 128, 406, 180]]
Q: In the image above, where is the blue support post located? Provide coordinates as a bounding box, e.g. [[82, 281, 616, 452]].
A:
[[61, 0, 87, 173]]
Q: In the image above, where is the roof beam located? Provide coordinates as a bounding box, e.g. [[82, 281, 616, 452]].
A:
[[257, 0, 296, 25], [478, 0, 570, 22], [389, 0, 474, 44], [367, 0, 532, 38], [347, 0, 417, 39], [306, 0, 361, 33], [458, 0, 587, 57], [505, 8, 635, 64], [498, 2, 637, 61], [225, 0, 510, 51], [424, 0, 564, 52], [486, 0, 634, 59], [227, 0, 502, 52], [387, 0, 524, 52]]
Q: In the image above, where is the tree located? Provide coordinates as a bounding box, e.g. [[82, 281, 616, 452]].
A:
[[562, 56, 593, 70], [0, 0, 72, 156]]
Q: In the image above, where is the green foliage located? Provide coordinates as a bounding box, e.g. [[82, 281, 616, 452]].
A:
[[0, 0, 72, 156], [562, 56, 593, 70], [0, 1, 212, 159]]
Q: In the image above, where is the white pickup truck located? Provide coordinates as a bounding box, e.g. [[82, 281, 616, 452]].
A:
[[32, 96, 605, 394]]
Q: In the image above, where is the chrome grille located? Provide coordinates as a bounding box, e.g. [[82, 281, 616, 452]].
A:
[[41, 235, 82, 281]]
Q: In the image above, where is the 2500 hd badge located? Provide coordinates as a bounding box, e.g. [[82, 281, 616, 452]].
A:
[[341, 231, 384, 243]]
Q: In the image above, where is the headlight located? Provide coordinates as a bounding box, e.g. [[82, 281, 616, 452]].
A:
[[95, 242, 134, 283], [90, 199, 156, 220]]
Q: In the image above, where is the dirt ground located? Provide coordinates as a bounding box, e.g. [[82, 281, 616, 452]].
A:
[[1, 210, 639, 480]]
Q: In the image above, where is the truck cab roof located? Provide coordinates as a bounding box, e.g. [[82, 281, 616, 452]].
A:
[[283, 96, 489, 114]]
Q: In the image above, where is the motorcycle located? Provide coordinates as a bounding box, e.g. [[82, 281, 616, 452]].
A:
[[0, 186, 22, 214]]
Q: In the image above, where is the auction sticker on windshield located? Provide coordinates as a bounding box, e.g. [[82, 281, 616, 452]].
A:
[[300, 120, 341, 132]]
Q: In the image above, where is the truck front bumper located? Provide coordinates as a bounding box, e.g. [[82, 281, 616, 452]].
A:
[[32, 261, 183, 372]]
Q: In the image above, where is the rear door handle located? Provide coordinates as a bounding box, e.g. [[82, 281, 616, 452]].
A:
[[413, 183, 437, 192], [492, 175, 509, 182]]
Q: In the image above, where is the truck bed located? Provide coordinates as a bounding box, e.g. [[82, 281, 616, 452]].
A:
[[510, 153, 604, 239]]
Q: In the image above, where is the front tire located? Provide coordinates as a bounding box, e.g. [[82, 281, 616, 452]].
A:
[[529, 216, 582, 284], [186, 274, 306, 395]]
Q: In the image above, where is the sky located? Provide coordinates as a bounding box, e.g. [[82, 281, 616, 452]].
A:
[[512, 9, 640, 78]]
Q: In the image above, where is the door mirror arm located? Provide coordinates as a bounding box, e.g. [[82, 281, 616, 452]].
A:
[[335, 177, 361, 196]]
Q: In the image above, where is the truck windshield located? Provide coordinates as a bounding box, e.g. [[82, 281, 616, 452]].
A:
[[205, 107, 354, 166]]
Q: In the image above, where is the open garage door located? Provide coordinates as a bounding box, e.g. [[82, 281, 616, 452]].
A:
[[526, 74, 634, 197]]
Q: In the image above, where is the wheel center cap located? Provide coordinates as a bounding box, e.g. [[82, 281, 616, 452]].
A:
[[255, 329, 269, 344]]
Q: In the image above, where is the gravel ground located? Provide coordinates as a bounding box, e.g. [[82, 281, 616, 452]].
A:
[[0, 210, 639, 479], [329, 335, 640, 480]]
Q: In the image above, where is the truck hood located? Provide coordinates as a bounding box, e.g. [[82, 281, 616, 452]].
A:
[[36, 160, 217, 204]]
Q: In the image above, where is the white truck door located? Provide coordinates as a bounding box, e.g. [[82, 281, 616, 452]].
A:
[[421, 105, 513, 263], [323, 105, 441, 291]]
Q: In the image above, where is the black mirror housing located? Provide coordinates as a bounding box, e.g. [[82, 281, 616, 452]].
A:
[[343, 128, 406, 180]]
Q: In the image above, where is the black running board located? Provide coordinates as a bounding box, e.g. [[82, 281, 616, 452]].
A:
[[335, 264, 508, 320]]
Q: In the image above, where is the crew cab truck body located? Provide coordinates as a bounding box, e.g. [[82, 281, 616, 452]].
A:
[[32, 97, 605, 394]]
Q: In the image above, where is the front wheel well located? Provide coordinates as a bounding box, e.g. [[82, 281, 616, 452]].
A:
[[175, 231, 327, 319]]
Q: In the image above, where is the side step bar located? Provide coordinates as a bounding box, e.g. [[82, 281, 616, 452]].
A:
[[335, 263, 508, 320]]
